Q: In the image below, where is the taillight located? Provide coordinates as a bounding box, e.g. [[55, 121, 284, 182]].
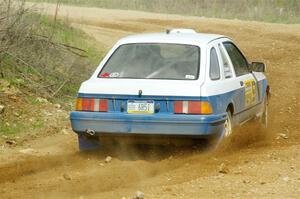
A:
[[174, 101, 213, 115], [82, 98, 94, 111], [99, 99, 108, 112], [75, 98, 108, 112], [75, 98, 83, 111]]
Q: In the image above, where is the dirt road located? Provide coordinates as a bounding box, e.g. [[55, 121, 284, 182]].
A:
[[1, 3, 300, 199]]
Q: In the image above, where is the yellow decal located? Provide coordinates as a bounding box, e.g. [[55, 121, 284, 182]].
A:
[[244, 79, 256, 107]]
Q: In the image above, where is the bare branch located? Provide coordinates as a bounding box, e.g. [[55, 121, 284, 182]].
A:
[[51, 79, 68, 97]]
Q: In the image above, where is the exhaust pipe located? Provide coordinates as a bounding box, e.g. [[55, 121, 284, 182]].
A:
[[85, 129, 96, 136]]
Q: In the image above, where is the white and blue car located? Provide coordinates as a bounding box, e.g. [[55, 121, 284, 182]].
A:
[[70, 29, 269, 150]]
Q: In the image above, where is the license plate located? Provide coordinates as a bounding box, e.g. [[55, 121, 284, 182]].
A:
[[127, 100, 154, 114]]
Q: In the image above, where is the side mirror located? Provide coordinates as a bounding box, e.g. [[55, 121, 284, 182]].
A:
[[249, 62, 266, 72]]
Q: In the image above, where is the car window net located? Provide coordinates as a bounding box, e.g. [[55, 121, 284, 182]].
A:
[[99, 43, 200, 80]]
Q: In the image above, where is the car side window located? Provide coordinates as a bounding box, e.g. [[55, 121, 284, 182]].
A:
[[218, 44, 232, 78], [209, 47, 220, 80], [223, 42, 249, 76]]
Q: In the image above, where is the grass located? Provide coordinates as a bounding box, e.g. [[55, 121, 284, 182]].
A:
[[36, 14, 103, 99], [0, 119, 45, 137], [30, 0, 300, 24], [37, 14, 101, 64], [1, 12, 103, 102], [0, 4, 103, 138]]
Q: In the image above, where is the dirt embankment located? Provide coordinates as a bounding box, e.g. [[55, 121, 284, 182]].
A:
[[0, 3, 300, 199]]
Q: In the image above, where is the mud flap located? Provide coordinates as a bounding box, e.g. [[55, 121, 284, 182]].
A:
[[207, 128, 225, 150], [78, 134, 101, 151], [208, 111, 232, 150]]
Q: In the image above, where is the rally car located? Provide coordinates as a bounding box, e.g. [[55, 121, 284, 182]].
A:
[[70, 29, 269, 150]]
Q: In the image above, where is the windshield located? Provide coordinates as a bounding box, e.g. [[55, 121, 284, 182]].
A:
[[98, 43, 200, 80]]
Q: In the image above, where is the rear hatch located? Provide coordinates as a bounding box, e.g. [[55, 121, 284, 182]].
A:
[[76, 43, 212, 115]]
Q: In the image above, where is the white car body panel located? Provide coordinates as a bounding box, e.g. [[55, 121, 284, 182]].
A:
[[79, 79, 202, 96]]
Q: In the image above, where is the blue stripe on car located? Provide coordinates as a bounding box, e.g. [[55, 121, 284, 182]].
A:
[[71, 111, 226, 136], [71, 79, 267, 137]]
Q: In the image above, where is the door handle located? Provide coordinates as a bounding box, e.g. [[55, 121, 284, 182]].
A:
[[240, 81, 244, 87]]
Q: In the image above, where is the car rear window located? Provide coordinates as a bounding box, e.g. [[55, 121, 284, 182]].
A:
[[98, 43, 200, 80]]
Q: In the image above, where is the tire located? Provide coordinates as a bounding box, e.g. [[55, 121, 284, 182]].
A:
[[207, 110, 233, 149], [260, 96, 268, 128], [78, 134, 101, 151], [223, 110, 233, 138]]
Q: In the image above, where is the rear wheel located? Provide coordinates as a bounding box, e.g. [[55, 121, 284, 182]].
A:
[[207, 110, 233, 149], [260, 97, 268, 128], [224, 110, 233, 138]]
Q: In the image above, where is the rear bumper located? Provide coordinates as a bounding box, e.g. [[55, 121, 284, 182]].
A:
[[70, 111, 227, 137]]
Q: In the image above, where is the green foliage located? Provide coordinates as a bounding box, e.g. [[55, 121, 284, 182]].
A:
[[0, 2, 103, 137], [9, 78, 25, 87], [37, 14, 100, 62], [0, 119, 44, 136], [30, 0, 300, 24], [0, 5, 103, 102]]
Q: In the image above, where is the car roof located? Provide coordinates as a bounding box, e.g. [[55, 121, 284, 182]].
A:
[[117, 29, 229, 46]]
